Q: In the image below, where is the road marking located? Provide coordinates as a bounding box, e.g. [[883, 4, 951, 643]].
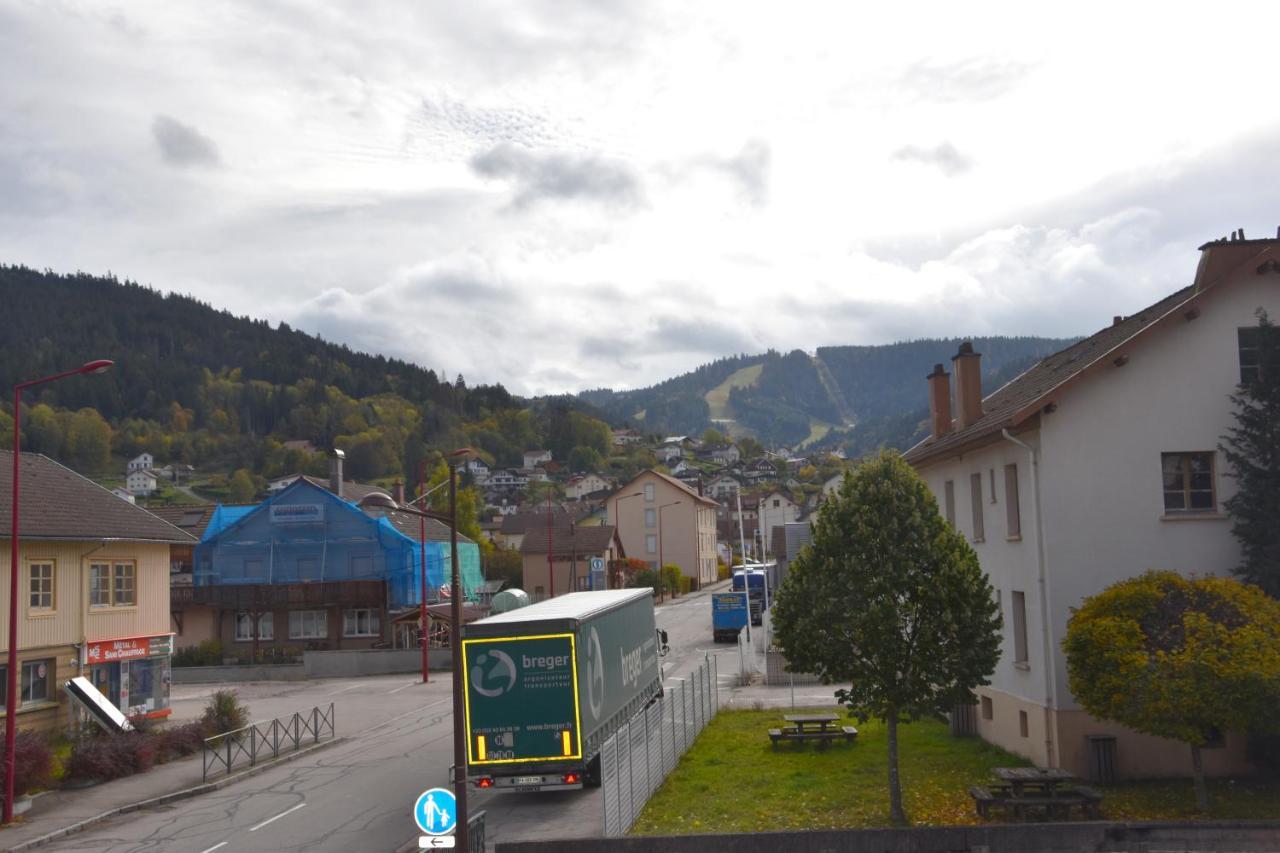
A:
[[387, 680, 420, 694], [250, 801, 307, 832], [326, 683, 361, 696], [365, 698, 451, 734], [198, 843, 228, 853]]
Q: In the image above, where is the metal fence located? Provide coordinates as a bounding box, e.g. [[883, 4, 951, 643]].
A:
[[601, 655, 719, 837], [202, 702, 336, 781], [466, 809, 486, 853]]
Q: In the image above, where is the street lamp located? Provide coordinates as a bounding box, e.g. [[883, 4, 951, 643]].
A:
[[609, 491, 643, 589], [7, 359, 113, 824], [657, 500, 682, 602], [358, 446, 470, 848]]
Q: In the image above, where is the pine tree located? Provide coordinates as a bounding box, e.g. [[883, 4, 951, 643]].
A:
[[1221, 310, 1280, 597]]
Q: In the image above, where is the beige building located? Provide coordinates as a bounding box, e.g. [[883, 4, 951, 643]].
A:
[[520, 525, 625, 598], [608, 470, 719, 587], [903, 233, 1279, 780], [1, 451, 193, 733]]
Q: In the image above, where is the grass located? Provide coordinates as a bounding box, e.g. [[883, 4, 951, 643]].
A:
[[705, 364, 764, 421], [630, 707, 1280, 834]]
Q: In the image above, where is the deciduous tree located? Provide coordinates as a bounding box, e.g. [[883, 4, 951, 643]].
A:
[[1064, 571, 1280, 812], [773, 449, 1001, 825]]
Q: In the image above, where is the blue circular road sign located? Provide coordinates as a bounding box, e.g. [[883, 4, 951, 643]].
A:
[[414, 786, 457, 836]]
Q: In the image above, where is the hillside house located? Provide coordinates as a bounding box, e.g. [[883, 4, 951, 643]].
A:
[[707, 473, 741, 500], [523, 450, 552, 469], [127, 453, 154, 473], [566, 473, 611, 500], [127, 470, 158, 497], [520, 525, 625, 598], [903, 232, 1280, 780]]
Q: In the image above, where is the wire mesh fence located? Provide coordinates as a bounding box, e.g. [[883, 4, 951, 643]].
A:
[[202, 702, 335, 781], [602, 655, 719, 837]]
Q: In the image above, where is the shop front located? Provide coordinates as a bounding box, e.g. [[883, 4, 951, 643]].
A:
[[85, 634, 174, 720]]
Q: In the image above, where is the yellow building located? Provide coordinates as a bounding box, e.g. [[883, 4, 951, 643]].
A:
[[0, 451, 193, 733]]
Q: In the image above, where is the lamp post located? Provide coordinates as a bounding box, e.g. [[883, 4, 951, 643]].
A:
[[7, 359, 113, 824], [609, 491, 643, 589], [657, 500, 681, 602], [359, 446, 470, 848], [417, 459, 429, 683]]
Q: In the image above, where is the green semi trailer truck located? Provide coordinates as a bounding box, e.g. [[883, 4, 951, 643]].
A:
[[461, 589, 665, 792]]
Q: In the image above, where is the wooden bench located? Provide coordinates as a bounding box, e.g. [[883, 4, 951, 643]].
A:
[[767, 725, 858, 747], [1071, 785, 1104, 818], [969, 785, 996, 818]]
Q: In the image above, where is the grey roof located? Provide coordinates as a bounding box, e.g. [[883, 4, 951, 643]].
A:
[[904, 284, 1198, 466], [149, 504, 219, 539], [500, 508, 573, 535], [0, 451, 195, 543]]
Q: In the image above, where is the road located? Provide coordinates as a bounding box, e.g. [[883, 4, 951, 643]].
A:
[[41, 588, 745, 853]]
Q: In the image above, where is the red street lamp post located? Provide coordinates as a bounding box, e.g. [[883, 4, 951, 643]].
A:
[[418, 459, 430, 683], [7, 359, 113, 824], [657, 500, 682, 602]]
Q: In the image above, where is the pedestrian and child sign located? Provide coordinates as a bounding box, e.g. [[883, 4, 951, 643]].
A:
[[415, 787, 457, 848]]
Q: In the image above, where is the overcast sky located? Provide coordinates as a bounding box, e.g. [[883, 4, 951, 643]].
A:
[[3, 2, 1280, 396]]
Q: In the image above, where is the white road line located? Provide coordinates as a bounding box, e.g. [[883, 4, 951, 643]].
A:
[[387, 680, 420, 694], [325, 683, 361, 696], [250, 801, 307, 832], [198, 843, 228, 853]]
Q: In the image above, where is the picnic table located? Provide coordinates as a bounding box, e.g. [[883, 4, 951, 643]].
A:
[[969, 767, 1103, 821], [767, 714, 857, 747]]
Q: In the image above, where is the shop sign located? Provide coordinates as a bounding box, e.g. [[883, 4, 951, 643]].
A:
[[270, 503, 324, 524], [149, 635, 174, 656], [87, 636, 153, 663]]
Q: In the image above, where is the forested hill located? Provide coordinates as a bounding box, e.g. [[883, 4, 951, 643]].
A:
[[581, 335, 1077, 451]]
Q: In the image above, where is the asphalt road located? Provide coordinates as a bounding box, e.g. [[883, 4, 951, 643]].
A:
[[41, 588, 740, 853]]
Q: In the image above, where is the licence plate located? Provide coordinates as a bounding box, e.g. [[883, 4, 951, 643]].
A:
[[513, 776, 543, 785]]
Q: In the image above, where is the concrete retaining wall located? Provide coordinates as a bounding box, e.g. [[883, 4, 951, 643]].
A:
[[765, 649, 821, 686], [496, 821, 1280, 853], [172, 664, 306, 684], [172, 649, 455, 682]]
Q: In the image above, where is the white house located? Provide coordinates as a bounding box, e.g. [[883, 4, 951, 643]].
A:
[[127, 470, 158, 496], [707, 473, 741, 500], [127, 452, 154, 472], [708, 444, 741, 465], [655, 445, 682, 464], [111, 487, 136, 504], [523, 450, 552, 469], [903, 231, 1279, 781], [757, 490, 800, 551], [466, 457, 491, 483], [566, 473, 611, 500]]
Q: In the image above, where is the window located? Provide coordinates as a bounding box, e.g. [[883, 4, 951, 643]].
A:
[[90, 562, 135, 607], [1011, 591, 1029, 664], [235, 612, 273, 640], [644, 509, 656, 528], [289, 610, 328, 639], [970, 473, 985, 542], [1019, 710, 1029, 738], [981, 695, 993, 720], [1239, 327, 1261, 384], [644, 483, 655, 502], [1162, 452, 1216, 513], [944, 481, 955, 526], [772, 499, 780, 508], [988, 469, 997, 503], [1004, 464, 1021, 539], [344, 609, 380, 637], [3, 659, 55, 707], [645, 534, 657, 554], [28, 562, 54, 611]]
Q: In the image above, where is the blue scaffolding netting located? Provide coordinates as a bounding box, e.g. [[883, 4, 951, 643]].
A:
[[194, 481, 482, 609]]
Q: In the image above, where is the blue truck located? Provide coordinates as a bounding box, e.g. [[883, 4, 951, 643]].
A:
[[712, 590, 750, 643], [732, 567, 769, 626]]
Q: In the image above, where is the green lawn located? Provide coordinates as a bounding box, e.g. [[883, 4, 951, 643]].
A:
[[631, 708, 1280, 834]]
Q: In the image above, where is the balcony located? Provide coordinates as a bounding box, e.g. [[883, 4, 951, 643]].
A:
[[171, 581, 386, 609]]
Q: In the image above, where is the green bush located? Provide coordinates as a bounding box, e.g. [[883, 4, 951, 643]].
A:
[[202, 689, 250, 736], [172, 639, 224, 667], [629, 568, 660, 594], [679, 576, 693, 595], [716, 560, 731, 581], [661, 565, 681, 597]]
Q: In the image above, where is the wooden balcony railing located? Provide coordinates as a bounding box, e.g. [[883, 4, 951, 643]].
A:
[[171, 581, 386, 609]]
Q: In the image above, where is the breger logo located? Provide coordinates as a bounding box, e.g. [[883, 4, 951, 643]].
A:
[[586, 627, 605, 720], [471, 649, 517, 698]]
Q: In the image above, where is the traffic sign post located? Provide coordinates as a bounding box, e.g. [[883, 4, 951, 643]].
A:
[[415, 786, 457, 848]]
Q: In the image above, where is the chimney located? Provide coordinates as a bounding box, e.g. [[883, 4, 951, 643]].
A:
[[392, 479, 405, 505], [952, 342, 984, 430], [926, 363, 953, 440], [329, 448, 345, 498]]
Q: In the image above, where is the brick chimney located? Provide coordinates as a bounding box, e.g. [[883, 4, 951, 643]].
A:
[[392, 480, 405, 505], [952, 342, 983, 430], [329, 448, 345, 498], [1194, 228, 1279, 292], [927, 363, 952, 440]]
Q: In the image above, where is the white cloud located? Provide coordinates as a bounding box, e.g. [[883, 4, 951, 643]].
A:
[[3, 0, 1280, 397]]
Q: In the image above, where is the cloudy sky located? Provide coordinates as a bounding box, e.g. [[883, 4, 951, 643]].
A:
[[3, 2, 1280, 395]]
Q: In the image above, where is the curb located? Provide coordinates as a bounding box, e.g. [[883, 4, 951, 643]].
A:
[[5, 736, 348, 852]]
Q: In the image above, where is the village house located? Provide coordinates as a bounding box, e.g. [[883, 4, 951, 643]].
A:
[[707, 473, 741, 501], [126, 469, 158, 497], [903, 231, 1280, 780], [1, 451, 194, 732], [519, 524, 625, 598], [566, 473, 611, 500], [757, 490, 801, 554], [127, 452, 154, 473], [609, 470, 719, 585], [522, 449, 552, 469]]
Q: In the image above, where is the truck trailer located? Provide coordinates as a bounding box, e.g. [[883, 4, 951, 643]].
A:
[[711, 591, 749, 643], [461, 589, 664, 792]]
